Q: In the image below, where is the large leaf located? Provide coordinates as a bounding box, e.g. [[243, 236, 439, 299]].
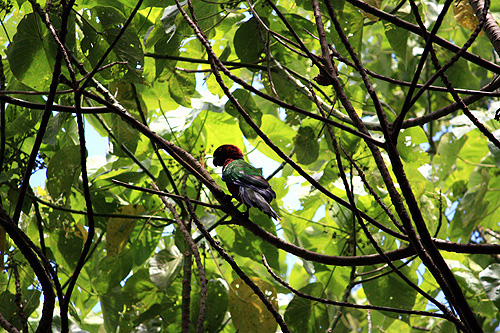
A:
[[384, 20, 409, 64], [100, 285, 123, 333], [361, 262, 418, 326], [329, 4, 364, 55], [166, 68, 196, 107], [0, 290, 40, 330], [294, 126, 320, 165], [5, 107, 43, 138], [122, 268, 160, 308], [225, 89, 263, 139], [191, 279, 229, 332], [249, 114, 295, 160], [96, 253, 134, 294], [229, 277, 278, 333], [149, 246, 184, 291], [105, 113, 140, 157], [6, 13, 57, 91], [479, 264, 500, 310], [107, 204, 145, 256], [46, 144, 81, 199], [234, 17, 269, 64], [449, 168, 489, 241], [81, 6, 144, 82], [284, 282, 329, 332], [217, 219, 280, 271]]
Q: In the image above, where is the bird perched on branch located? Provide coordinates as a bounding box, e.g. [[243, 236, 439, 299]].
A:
[[213, 144, 280, 220]]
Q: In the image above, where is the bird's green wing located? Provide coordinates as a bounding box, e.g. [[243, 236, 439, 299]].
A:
[[222, 159, 269, 189]]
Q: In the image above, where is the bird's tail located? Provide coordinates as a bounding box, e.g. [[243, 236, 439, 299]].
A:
[[240, 187, 280, 220]]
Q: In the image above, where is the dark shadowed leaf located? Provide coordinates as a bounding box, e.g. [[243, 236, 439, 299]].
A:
[[234, 17, 269, 64], [294, 126, 319, 165], [46, 145, 81, 199], [284, 282, 329, 333]]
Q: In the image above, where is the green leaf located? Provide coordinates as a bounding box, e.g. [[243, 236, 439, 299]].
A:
[[487, 129, 500, 167], [229, 277, 278, 333], [56, 224, 85, 270], [145, 0, 186, 49], [167, 68, 196, 107], [449, 168, 489, 241], [384, 22, 409, 64], [361, 262, 418, 325], [6, 13, 56, 91], [284, 282, 329, 332], [0, 290, 40, 330], [226, 89, 257, 117], [5, 107, 43, 138], [106, 113, 140, 157], [96, 253, 134, 294], [479, 264, 500, 310], [46, 144, 81, 199], [122, 268, 159, 308], [100, 285, 124, 333], [191, 279, 228, 332], [225, 89, 263, 139], [264, 72, 312, 112], [149, 247, 184, 291], [430, 320, 457, 333], [217, 220, 278, 270], [250, 115, 295, 160], [81, 6, 144, 82], [329, 5, 364, 55], [192, 0, 219, 39], [431, 133, 467, 182], [234, 17, 269, 64], [130, 225, 163, 268], [397, 126, 427, 162], [106, 205, 144, 257], [294, 126, 319, 165], [43, 113, 64, 147]]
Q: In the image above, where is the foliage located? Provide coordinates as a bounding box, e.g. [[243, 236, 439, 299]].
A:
[[0, 0, 500, 332]]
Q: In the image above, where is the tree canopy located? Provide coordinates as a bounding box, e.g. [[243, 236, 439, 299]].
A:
[[1, 0, 500, 332]]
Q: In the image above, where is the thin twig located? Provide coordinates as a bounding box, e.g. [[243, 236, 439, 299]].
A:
[[184, 196, 288, 332], [154, 184, 207, 333], [79, 1, 144, 91], [261, 254, 450, 320], [112, 180, 221, 209], [60, 91, 95, 333]]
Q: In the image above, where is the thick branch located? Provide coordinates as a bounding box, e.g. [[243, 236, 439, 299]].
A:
[[469, 0, 500, 56]]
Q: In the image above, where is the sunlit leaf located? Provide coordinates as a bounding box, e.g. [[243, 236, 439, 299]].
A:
[[6, 13, 56, 91], [149, 247, 184, 291], [479, 264, 500, 310], [107, 204, 145, 257], [360, 0, 382, 21], [229, 277, 278, 333], [453, 0, 479, 31]]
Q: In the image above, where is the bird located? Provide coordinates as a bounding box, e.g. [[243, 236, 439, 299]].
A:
[[213, 144, 280, 220]]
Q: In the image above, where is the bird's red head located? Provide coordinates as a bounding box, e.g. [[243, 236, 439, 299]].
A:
[[213, 144, 244, 167]]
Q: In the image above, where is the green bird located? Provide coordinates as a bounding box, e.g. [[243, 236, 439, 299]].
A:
[[213, 144, 280, 220]]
